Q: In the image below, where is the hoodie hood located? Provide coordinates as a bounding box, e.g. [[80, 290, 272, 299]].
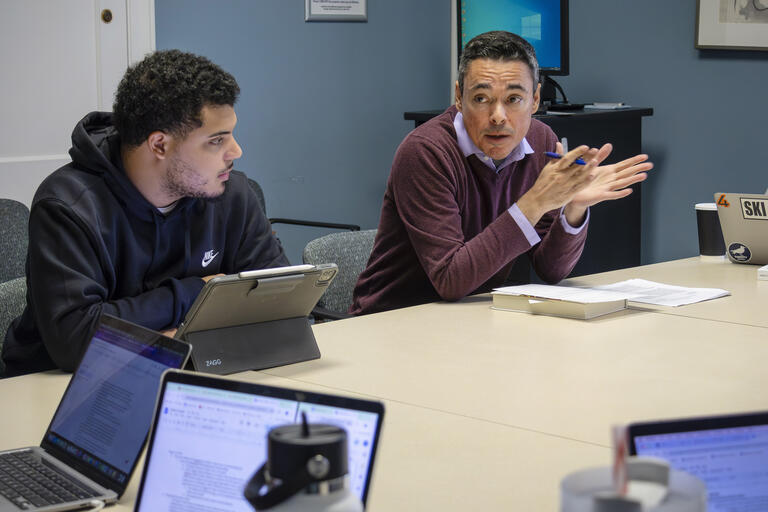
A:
[[67, 111, 198, 222], [68, 111, 116, 174]]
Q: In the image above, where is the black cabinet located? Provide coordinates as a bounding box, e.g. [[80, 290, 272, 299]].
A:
[[404, 108, 654, 277]]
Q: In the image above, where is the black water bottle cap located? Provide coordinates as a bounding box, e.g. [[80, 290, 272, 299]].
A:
[[267, 414, 348, 481]]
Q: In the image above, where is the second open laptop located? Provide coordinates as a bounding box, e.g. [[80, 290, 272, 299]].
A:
[[714, 192, 768, 264], [133, 370, 385, 511], [628, 410, 768, 512], [0, 314, 190, 512], [175, 264, 337, 375]]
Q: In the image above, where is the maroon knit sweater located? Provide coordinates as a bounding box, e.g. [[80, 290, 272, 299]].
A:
[[350, 106, 588, 315]]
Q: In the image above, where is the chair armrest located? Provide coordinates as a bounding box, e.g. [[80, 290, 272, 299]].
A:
[[269, 218, 360, 232]]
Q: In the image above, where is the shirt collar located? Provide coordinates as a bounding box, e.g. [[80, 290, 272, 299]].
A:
[[453, 111, 533, 172]]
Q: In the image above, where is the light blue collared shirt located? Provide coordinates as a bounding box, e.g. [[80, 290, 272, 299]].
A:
[[453, 112, 588, 246]]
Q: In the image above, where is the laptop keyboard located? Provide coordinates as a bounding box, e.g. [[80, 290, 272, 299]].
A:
[[0, 450, 100, 510]]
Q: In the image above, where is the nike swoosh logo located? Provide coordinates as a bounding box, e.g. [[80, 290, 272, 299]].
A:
[[201, 251, 219, 268]]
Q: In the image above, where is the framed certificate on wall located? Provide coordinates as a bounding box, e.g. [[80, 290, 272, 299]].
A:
[[305, 0, 367, 22]]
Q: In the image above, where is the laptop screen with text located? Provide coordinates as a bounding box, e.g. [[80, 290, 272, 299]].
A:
[[42, 318, 190, 491], [630, 412, 768, 512], [135, 372, 384, 511]]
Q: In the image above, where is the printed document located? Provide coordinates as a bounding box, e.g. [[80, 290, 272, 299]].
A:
[[493, 284, 633, 303], [591, 279, 729, 307], [493, 280, 729, 308]]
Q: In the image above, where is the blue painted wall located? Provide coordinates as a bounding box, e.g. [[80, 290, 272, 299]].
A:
[[157, 1, 768, 266], [155, 0, 450, 264], [557, 0, 768, 263]]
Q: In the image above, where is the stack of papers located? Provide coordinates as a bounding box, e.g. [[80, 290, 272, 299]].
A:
[[492, 279, 730, 319], [590, 279, 730, 307]]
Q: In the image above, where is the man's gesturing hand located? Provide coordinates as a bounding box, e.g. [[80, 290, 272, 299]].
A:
[[568, 152, 653, 211], [517, 142, 604, 225]]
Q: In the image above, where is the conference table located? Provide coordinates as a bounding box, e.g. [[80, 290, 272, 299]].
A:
[[1, 257, 766, 510]]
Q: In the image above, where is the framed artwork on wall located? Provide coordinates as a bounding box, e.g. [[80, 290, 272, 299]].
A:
[[305, 0, 367, 22], [697, 0, 768, 50]]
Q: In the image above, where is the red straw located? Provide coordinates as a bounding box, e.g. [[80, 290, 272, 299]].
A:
[[612, 424, 628, 495]]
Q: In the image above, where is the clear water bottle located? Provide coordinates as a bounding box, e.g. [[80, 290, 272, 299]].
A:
[[244, 413, 363, 512]]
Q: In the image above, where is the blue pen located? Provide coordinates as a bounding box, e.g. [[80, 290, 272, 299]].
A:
[[545, 151, 586, 166]]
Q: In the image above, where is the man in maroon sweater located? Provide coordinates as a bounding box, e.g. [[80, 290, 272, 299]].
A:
[[351, 31, 652, 315]]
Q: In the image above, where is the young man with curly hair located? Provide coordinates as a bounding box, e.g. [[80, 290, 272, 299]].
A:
[[2, 50, 288, 376]]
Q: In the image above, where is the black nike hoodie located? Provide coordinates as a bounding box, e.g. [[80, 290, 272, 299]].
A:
[[2, 112, 288, 376]]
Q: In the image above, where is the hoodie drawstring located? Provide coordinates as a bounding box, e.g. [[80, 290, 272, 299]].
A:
[[182, 211, 191, 276], [143, 212, 162, 290]]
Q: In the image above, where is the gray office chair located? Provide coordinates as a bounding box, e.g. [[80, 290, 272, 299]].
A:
[[248, 176, 267, 215], [0, 199, 29, 283], [245, 177, 365, 321], [303, 229, 377, 320], [0, 277, 27, 377]]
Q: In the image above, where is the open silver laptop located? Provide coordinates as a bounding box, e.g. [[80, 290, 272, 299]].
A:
[[628, 411, 768, 512], [0, 315, 190, 511], [133, 370, 385, 511], [714, 192, 768, 264]]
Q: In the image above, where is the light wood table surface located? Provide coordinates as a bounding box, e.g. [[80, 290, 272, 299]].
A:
[[266, 293, 768, 447], [1, 257, 766, 510], [0, 371, 610, 511]]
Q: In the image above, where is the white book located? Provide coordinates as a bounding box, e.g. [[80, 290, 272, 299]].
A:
[[491, 284, 630, 320]]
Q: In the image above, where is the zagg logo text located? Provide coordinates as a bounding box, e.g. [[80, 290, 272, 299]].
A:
[[205, 359, 222, 367]]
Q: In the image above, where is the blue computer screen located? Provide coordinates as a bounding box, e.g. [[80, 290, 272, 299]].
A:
[[459, 0, 564, 72], [47, 324, 187, 485], [635, 425, 768, 511]]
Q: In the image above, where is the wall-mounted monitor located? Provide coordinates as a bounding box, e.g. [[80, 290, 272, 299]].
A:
[[457, 0, 569, 77]]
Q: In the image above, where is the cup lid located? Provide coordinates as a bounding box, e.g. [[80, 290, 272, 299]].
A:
[[244, 414, 351, 511], [266, 415, 348, 481]]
